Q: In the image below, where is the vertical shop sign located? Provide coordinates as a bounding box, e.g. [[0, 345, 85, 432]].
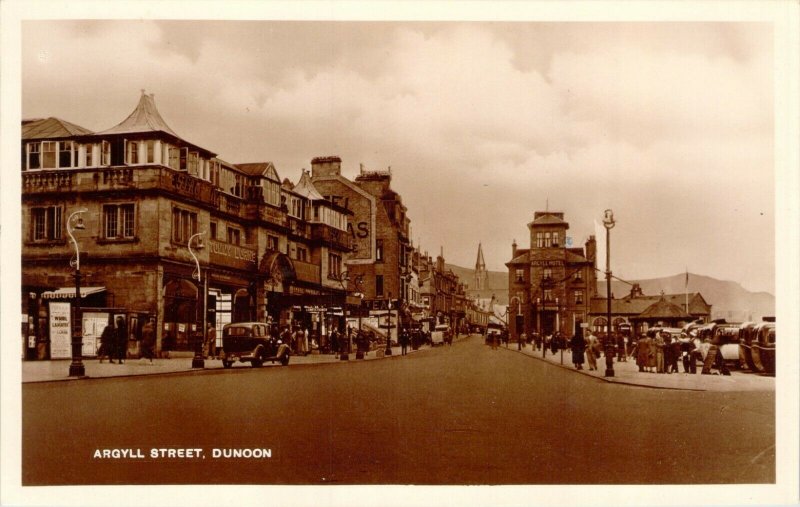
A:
[[48, 302, 72, 359]]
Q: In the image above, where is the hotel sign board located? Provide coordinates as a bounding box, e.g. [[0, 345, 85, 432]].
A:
[[209, 240, 257, 270], [531, 260, 565, 267]]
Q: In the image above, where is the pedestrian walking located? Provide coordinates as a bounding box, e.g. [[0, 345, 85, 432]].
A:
[[647, 331, 658, 372], [585, 331, 599, 370], [550, 332, 560, 355], [669, 335, 681, 373], [616, 334, 627, 362], [400, 329, 409, 355], [518, 332, 526, 350], [140, 317, 156, 364], [206, 322, 217, 359], [114, 315, 127, 364], [636, 334, 651, 372], [569, 327, 586, 370], [655, 332, 665, 373], [680, 336, 696, 373], [97, 318, 114, 363]]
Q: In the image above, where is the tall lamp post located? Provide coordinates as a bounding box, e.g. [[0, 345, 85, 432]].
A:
[[67, 208, 87, 377], [188, 231, 206, 369], [385, 292, 394, 356], [603, 209, 616, 377]]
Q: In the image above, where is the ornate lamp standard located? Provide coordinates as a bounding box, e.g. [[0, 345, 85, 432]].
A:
[[188, 231, 206, 369], [66, 208, 87, 377], [603, 209, 616, 377]]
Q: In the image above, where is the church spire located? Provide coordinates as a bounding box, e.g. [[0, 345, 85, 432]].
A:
[[475, 243, 488, 291]]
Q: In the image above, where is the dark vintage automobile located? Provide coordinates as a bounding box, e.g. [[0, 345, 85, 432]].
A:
[[751, 320, 776, 376], [220, 322, 291, 368]]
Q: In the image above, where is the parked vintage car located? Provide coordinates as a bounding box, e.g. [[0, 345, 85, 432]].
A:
[[220, 322, 291, 368], [750, 320, 776, 376], [693, 321, 742, 367]]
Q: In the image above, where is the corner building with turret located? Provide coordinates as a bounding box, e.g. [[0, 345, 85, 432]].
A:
[[505, 211, 598, 341]]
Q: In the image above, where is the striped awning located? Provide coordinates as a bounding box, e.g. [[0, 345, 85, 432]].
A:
[[41, 286, 106, 299]]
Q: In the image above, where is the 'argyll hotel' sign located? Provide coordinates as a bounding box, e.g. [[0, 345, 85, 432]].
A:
[[209, 240, 257, 270]]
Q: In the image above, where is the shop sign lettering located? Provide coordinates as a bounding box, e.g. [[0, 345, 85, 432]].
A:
[[48, 302, 72, 359], [209, 240, 257, 269]]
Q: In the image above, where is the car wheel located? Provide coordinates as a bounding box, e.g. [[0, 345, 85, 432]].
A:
[[222, 360, 233, 369]]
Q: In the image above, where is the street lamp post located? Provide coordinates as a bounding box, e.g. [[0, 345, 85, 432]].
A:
[[66, 208, 87, 377], [385, 292, 394, 356], [188, 231, 206, 369], [603, 209, 616, 377]]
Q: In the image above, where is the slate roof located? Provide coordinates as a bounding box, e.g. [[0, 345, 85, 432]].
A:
[[637, 298, 692, 320], [531, 213, 568, 226], [236, 162, 281, 181], [506, 250, 530, 265], [590, 292, 711, 317], [96, 91, 179, 137], [22, 117, 93, 140]]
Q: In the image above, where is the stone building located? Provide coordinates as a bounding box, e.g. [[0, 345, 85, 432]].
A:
[[310, 158, 414, 329], [505, 211, 598, 341], [21, 91, 351, 359]]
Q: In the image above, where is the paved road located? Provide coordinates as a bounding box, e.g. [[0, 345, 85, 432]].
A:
[[22, 335, 774, 485]]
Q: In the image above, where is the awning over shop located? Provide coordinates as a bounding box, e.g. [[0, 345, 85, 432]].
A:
[[41, 286, 106, 299]]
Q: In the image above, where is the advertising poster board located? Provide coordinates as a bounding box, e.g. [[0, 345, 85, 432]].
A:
[[82, 312, 110, 357], [47, 302, 71, 359]]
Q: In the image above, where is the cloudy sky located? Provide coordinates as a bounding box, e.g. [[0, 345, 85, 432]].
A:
[[21, 18, 776, 293]]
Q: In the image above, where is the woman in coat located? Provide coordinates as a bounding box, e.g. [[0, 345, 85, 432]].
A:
[[636, 334, 651, 372], [569, 328, 586, 370]]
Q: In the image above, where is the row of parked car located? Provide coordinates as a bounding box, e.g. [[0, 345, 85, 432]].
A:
[[663, 318, 776, 375]]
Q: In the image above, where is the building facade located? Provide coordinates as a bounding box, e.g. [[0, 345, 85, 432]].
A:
[[505, 211, 598, 341], [22, 92, 352, 359]]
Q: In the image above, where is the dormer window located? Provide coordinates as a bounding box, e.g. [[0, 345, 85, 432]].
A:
[[26, 142, 40, 170], [41, 141, 57, 169], [101, 140, 111, 166], [146, 140, 156, 163]]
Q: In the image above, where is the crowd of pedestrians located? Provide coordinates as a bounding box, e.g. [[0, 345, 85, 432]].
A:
[[562, 326, 731, 376]]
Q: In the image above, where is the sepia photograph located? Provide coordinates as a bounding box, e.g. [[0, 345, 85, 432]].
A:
[[1, 1, 798, 506]]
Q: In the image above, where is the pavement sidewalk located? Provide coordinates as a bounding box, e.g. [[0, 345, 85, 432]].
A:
[[500, 341, 775, 392], [21, 336, 469, 384]]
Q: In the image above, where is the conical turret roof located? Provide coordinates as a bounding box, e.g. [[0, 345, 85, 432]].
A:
[[292, 170, 325, 201], [96, 90, 180, 137]]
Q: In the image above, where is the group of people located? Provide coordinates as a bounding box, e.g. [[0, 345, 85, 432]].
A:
[[568, 328, 631, 370], [98, 316, 156, 364]]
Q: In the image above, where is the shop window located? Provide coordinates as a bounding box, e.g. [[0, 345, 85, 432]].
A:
[[31, 206, 63, 241], [103, 204, 136, 239], [171, 207, 198, 244]]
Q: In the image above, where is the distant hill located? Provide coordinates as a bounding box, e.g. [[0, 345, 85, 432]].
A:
[[447, 264, 774, 321]]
